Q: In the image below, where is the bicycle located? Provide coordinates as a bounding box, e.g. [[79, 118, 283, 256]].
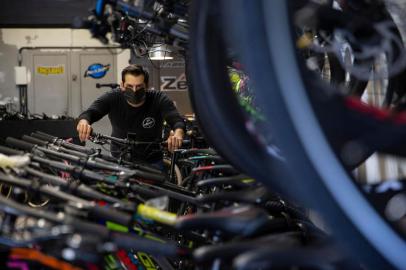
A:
[[90, 131, 191, 185], [187, 1, 406, 269]]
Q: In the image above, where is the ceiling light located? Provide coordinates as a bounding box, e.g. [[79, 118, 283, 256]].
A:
[[149, 44, 173, 60]]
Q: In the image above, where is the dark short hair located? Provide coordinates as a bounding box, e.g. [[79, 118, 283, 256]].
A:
[[121, 64, 149, 86]]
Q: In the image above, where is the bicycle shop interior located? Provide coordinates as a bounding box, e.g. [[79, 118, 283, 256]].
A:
[[1, 1, 406, 269]]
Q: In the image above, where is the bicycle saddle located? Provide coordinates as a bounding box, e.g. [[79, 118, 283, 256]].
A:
[[193, 231, 307, 263], [196, 186, 272, 204], [196, 174, 255, 188], [175, 205, 288, 237], [180, 148, 217, 157], [188, 155, 226, 164], [191, 165, 239, 175]]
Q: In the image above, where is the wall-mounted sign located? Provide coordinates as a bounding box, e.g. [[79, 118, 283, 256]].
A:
[[36, 65, 64, 76], [160, 73, 188, 91], [84, 63, 110, 79], [159, 61, 185, 69]]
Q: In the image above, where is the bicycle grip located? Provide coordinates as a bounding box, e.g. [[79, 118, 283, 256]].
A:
[[66, 217, 109, 238], [133, 170, 166, 183], [130, 184, 161, 198], [111, 232, 179, 257], [21, 135, 48, 146], [133, 163, 162, 174], [31, 132, 54, 142], [77, 184, 122, 205], [5, 137, 35, 152], [89, 205, 132, 227], [0, 145, 25, 156], [34, 131, 58, 141], [61, 141, 95, 155]]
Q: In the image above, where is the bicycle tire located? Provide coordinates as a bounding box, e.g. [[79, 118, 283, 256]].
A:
[[187, 0, 288, 188], [218, 1, 406, 269]]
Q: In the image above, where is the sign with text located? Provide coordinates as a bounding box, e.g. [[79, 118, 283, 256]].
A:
[[84, 63, 110, 79], [36, 65, 65, 76], [160, 73, 188, 91]]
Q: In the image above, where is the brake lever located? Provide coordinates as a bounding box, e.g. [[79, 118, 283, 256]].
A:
[[89, 135, 108, 145], [116, 171, 135, 183]]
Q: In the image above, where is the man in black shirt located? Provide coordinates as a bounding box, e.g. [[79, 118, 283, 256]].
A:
[[76, 64, 185, 167]]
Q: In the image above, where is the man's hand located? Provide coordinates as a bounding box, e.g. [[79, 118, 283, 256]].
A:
[[77, 119, 92, 142], [167, 129, 184, 152]]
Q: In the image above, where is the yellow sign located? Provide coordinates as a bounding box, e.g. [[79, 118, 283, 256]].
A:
[[37, 65, 64, 75]]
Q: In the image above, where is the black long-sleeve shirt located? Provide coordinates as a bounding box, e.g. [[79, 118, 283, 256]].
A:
[[78, 89, 185, 162]]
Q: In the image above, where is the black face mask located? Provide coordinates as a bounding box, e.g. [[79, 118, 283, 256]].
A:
[[123, 87, 146, 104]]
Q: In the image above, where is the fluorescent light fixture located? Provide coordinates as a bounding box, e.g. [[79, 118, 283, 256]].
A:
[[149, 44, 173, 60]]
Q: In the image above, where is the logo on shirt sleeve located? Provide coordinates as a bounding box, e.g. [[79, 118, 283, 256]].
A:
[[142, 117, 156, 128]]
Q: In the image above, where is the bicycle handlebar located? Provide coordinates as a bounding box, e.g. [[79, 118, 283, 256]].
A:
[[0, 192, 184, 257], [24, 167, 124, 205], [96, 83, 119, 89], [7, 137, 167, 183], [91, 131, 191, 147], [0, 173, 133, 226], [32, 131, 96, 155]]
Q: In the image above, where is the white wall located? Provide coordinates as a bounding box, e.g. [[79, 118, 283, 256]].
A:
[[0, 28, 130, 104], [2, 28, 114, 47]]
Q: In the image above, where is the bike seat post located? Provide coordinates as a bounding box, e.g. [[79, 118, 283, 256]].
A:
[[169, 149, 182, 183]]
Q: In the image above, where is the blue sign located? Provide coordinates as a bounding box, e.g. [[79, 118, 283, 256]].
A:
[[84, 63, 110, 79]]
